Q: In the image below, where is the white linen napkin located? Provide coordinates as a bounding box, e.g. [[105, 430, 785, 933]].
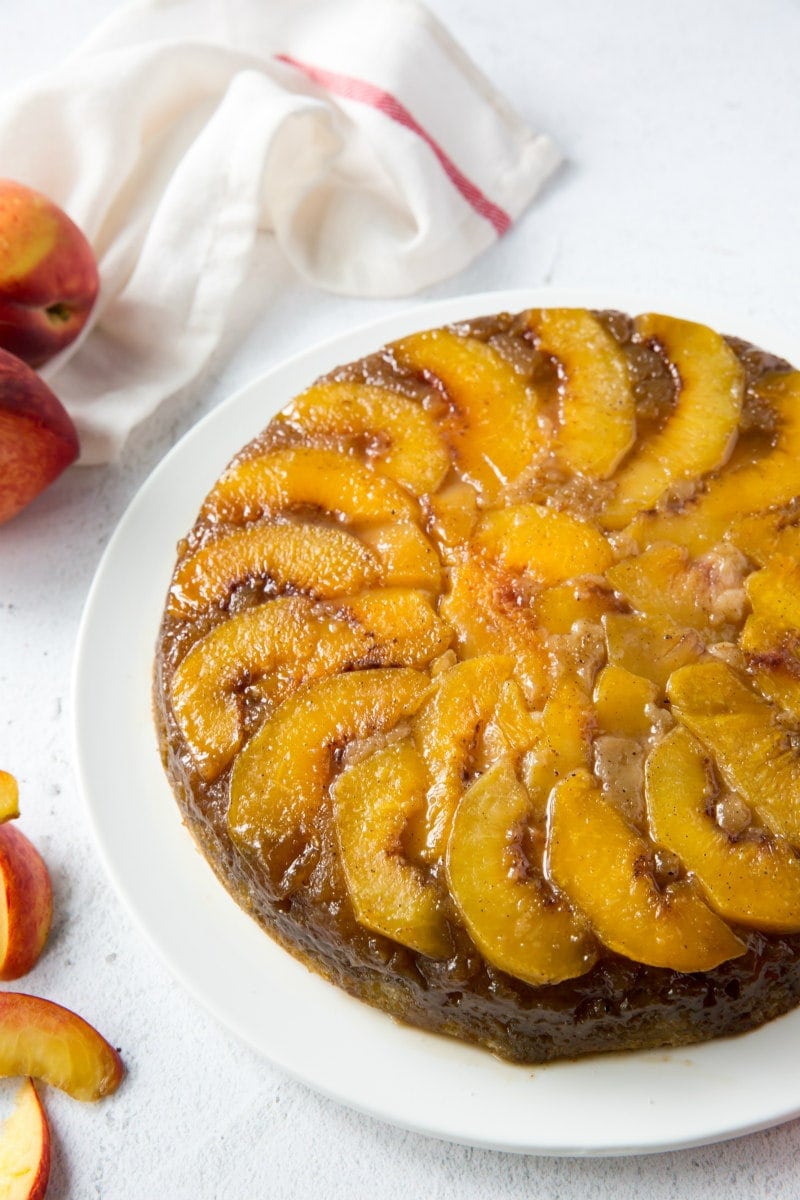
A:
[[0, 0, 560, 463]]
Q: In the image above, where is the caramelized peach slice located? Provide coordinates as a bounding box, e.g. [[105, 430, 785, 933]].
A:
[[603, 611, 705, 690], [440, 551, 549, 705], [357, 521, 441, 590], [0, 771, 19, 823], [426, 481, 479, 552], [647, 726, 800, 932], [0, 994, 123, 1101], [332, 740, 450, 957], [229, 668, 430, 851], [602, 314, 743, 529], [593, 664, 659, 738], [527, 307, 636, 477], [392, 328, 543, 501], [474, 503, 614, 582], [668, 660, 800, 845], [547, 769, 744, 970], [742, 556, 800, 719], [523, 676, 594, 802], [478, 679, 543, 768], [607, 544, 713, 630], [728, 506, 800, 567], [532, 579, 617, 634], [448, 759, 597, 985], [630, 371, 800, 552], [168, 522, 381, 616], [201, 446, 417, 525], [282, 381, 450, 495], [413, 654, 514, 861], [171, 590, 449, 780]]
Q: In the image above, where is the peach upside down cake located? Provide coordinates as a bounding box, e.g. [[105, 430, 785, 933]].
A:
[[154, 307, 800, 1062]]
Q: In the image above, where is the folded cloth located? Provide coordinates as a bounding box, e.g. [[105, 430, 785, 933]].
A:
[[0, 0, 561, 463]]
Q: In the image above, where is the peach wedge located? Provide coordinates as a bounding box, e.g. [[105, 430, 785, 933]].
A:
[[229, 668, 430, 852], [201, 446, 418, 526], [0, 772, 19, 823], [646, 726, 800, 932], [392, 328, 543, 501], [0, 824, 52, 982], [602, 314, 743, 529], [668, 660, 800, 845], [333, 740, 450, 958], [282, 380, 450, 495], [527, 307, 635, 477], [0, 994, 123, 1101], [547, 769, 744, 971], [0, 1079, 50, 1200], [168, 522, 381, 617], [413, 654, 513, 861], [448, 758, 597, 985]]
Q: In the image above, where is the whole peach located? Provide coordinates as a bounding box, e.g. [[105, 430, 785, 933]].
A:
[[0, 348, 79, 524], [0, 179, 99, 368]]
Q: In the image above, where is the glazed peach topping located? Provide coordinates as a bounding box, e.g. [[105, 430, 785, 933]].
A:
[[167, 309, 800, 986]]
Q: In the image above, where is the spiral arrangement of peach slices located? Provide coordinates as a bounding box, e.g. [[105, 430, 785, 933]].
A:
[[165, 307, 800, 987]]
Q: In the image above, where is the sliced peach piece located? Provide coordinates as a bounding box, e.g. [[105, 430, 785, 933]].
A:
[[607, 544, 712, 630], [0, 994, 123, 1101], [479, 679, 543, 768], [332, 740, 450, 957], [593, 664, 660, 738], [742, 556, 800, 719], [647, 726, 800, 932], [602, 314, 743, 529], [668, 660, 800, 845], [728, 506, 800, 567], [630, 371, 800, 552], [0, 772, 19, 823], [603, 611, 705, 690], [357, 520, 441, 590], [426, 481, 479, 552], [282, 380, 450, 495], [413, 654, 514, 862], [532, 579, 617, 634], [229, 667, 429, 851], [168, 522, 381, 616], [523, 676, 594, 801], [392, 328, 543, 501], [546, 769, 744, 970], [448, 759, 597, 985], [0, 1080, 49, 1200], [474, 503, 614, 582], [171, 589, 449, 780], [0, 824, 52, 982], [527, 307, 636, 477], [201, 446, 418, 525], [439, 551, 549, 705]]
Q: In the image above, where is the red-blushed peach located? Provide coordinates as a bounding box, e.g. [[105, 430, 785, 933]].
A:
[[0, 1079, 50, 1200], [0, 773, 19, 824], [0, 823, 52, 981], [0, 179, 99, 368], [0, 348, 79, 524], [0, 995, 123, 1102]]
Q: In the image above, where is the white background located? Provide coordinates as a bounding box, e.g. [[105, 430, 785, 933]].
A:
[[3, 1, 800, 1196]]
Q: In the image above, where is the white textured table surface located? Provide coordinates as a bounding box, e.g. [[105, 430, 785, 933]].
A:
[[3, 1, 800, 1196]]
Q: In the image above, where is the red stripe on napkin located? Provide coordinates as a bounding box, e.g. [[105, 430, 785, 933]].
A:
[[275, 52, 511, 236]]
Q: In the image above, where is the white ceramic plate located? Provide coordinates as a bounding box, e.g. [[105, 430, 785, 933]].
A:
[[73, 288, 800, 1156]]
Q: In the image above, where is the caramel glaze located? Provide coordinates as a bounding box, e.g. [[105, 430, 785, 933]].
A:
[[153, 310, 800, 1064]]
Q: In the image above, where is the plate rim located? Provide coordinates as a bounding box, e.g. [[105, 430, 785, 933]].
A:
[[72, 286, 800, 1157]]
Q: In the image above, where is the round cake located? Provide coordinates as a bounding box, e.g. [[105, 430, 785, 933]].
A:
[[153, 306, 800, 1063]]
